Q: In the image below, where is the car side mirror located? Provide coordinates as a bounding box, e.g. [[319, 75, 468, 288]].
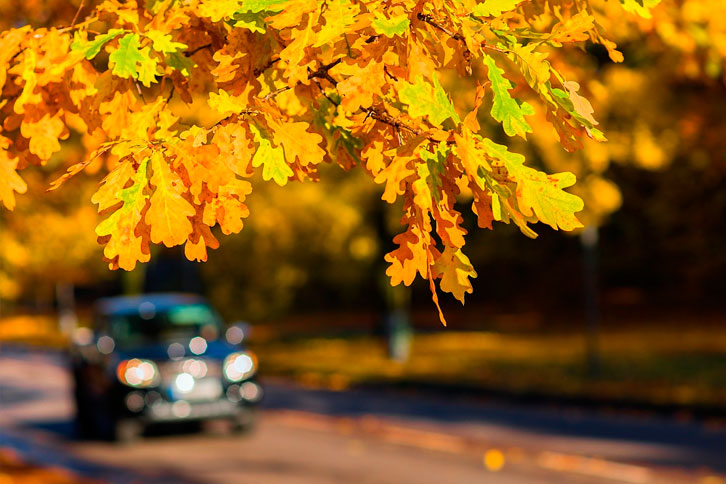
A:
[[225, 322, 251, 345]]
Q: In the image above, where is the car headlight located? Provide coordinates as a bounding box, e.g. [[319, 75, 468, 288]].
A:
[[223, 352, 257, 382], [116, 359, 160, 388]]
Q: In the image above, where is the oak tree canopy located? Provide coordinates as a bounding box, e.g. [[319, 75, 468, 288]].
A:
[[0, 0, 661, 324]]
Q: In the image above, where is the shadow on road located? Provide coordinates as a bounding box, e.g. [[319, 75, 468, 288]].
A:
[[262, 381, 726, 473]]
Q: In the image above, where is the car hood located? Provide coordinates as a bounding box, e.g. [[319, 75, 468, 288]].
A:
[[115, 339, 241, 362]]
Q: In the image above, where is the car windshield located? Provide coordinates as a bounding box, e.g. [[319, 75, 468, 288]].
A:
[[108, 303, 222, 349]]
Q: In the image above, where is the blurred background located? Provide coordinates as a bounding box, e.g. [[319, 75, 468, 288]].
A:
[[1, 1, 726, 483]]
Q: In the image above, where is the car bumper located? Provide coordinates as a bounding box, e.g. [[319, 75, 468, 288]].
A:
[[124, 380, 263, 423], [146, 398, 241, 422]]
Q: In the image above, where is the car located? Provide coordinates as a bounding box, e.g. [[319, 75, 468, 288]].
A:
[[69, 293, 261, 442]]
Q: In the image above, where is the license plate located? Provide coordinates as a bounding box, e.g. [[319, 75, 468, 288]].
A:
[[172, 377, 222, 402]]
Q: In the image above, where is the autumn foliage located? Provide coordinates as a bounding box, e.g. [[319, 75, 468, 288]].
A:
[[0, 0, 664, 323]]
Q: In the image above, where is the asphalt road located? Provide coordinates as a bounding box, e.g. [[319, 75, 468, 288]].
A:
[[0, 349, 724, 484]]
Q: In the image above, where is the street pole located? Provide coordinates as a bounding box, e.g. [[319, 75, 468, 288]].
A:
[[581, 225, 601, 377]]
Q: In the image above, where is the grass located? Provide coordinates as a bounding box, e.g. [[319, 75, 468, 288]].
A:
[[0, 315, 68, 348], [252, 327, 726, 408]]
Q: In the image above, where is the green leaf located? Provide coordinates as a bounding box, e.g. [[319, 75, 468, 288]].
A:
[[109, 33, 146, 79], [96, 158, 149, 237], [371, 13, 410, 37], [418, 142, 448, 203], [232, 11, 269, 32], [145, 30, 187, 53], [484, 54, 534, 138], [483, 138, 583, 231], [432, 76, 460, 125], [71, 29, 124, 60], [400, 75, 460, 127], [250, 126, 292, 186], [241, 0, 288, 13], [471, 0, 525, 17], [166, 52, 195, 76]]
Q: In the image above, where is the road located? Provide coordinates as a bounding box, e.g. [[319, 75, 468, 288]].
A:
[[0, 349, 724, 484]]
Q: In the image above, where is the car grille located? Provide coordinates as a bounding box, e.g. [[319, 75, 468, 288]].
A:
[[157, 358, 223, 402]]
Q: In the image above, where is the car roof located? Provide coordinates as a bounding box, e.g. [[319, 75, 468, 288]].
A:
[[95, 293, 209, 316]]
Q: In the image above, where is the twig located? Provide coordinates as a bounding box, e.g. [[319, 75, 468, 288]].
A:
[[70, 0, 85, 29], [361, 106, 422, 136], [313, 78, 339, 106], [262, 86, 291, 101], [186, 43, 212, 57], [254, 57, 280, 77], [416, 13, 472, 65], [309, 59, 341, 85], [166, 84, 176, 103], [262, 59, 342, 101]]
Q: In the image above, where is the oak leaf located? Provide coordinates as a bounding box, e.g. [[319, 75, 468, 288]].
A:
[[385, 226, 429, 286], [109, 33, 146, 79], [95, 158, 151, 271], [484, 54, 534, 138], [269, 120, 325, 167], [146, 151, 195, 247], [0, 139, 27, 210], [432, 246, 477, 303], [399, 75, 460, 127], [250, 126, 293, 186], [20, 112, 67, 162], [371, 12, 410, 38]]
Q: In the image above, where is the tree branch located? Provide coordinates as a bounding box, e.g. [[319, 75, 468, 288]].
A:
[[261, 58, 342, 101], [361, 107, 422, 136], [416, 13, 472, 65]]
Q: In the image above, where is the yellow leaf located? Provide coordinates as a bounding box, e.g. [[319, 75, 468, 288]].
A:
[[279, 17, 315, 86], [433, 246, 477, 303], [266, 0, 318, 29], [146, 151, 195, 247], [14, 48, 41, 115], [269, 120, 325, 166], [334, 60, 386, 113], [0, 138, 27, 210], [374, 154, 415, 203], [20, 112, 67, 162], [208, 89, 248, 116], [313, 0, 359, 47], [550, 11, 595, 44], [95, 158, 151, 271]]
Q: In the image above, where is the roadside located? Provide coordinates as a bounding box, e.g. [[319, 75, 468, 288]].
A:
[[2, 313, 726, 414], [251, 325, 726, 413]]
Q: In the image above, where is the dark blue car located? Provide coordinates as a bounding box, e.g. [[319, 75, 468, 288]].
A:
[[70, 293, 261, 441]]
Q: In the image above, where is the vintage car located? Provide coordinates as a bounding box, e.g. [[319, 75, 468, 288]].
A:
[[70, 293, 261, 441]]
